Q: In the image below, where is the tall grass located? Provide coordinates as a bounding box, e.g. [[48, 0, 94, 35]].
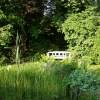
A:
[[0, 60, 99, 100], [0, 61, 74, 100]]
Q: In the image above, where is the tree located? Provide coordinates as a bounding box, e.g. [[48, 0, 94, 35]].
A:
[[62, 7, 98, 57], [0, 9, 13, 64], [0, 0, 43, 64]]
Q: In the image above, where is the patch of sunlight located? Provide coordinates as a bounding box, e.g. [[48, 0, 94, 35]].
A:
[[89, 65, 100, 71]]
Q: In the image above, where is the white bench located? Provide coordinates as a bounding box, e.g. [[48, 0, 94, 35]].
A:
[[47, 51, 71, 60]]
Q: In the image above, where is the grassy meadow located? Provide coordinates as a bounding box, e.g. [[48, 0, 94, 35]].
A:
[[0, 60, 100, 100]]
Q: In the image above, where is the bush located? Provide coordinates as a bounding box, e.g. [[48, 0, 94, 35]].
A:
[[63, 67, 98, 100]]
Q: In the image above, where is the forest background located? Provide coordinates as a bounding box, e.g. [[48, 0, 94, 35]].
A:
[[0, 0, 100, 65]]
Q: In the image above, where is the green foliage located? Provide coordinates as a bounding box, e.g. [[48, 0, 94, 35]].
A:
[[30, 24, 41, 39], [61, 0, 87, 12], [69, 68, 97, 91], [0, 24, 13, 45], [0, 10, 13, 64], [55, 0, 94, 13], [0, 55, 7, 65], [0, 10, 6, 20], [52, 14, 64, 32], [81, 56, 92, 65], [52, 0, 95, 30], [90, 26, 100, 64], [63, 66, 99, 100], [0, 0, 100, 100], [62, 7, 97, 57], [0, 0, 99, 65], [0, 10, 12, 45]]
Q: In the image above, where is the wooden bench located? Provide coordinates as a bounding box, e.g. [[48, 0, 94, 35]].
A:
[[47, 51, 71, 60]]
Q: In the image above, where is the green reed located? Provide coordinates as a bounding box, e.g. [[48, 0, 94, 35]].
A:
[[0, 61, 69, 100], [0, 61, 99, 100]]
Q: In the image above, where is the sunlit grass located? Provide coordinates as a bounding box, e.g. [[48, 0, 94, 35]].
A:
[[89, 65, 100, 71], [0, 61, 72, 100], [0, 61, 99, 100]]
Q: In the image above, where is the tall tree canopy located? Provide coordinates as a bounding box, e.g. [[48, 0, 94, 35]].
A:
[[0, 0, 100, 64]]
